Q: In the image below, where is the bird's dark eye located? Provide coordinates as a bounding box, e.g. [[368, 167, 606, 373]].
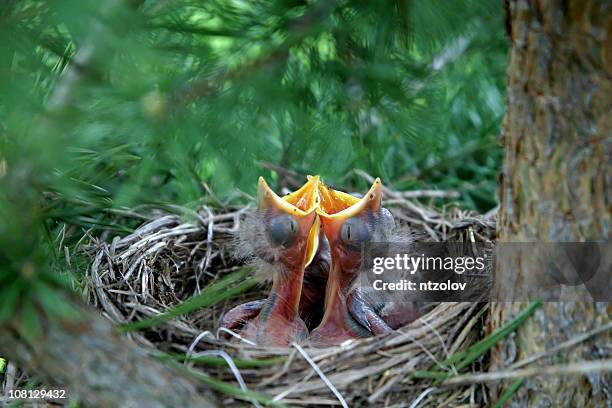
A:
[[267, 215, 299, 246], [340, 218, 371, 245]]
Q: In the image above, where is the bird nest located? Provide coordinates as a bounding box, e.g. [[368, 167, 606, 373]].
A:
[[85, 183, 496, 407]]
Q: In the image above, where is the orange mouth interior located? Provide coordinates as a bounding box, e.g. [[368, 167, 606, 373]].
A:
[[284, 177, 321, 212], [317, 183, 361, 215]]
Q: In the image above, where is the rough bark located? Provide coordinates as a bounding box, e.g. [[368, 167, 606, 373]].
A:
[[0, 297, 217, 407], [490, 0, 611, 406]]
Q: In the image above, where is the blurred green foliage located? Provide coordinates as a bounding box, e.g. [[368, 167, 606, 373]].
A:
[[0, 0, 506, 337]]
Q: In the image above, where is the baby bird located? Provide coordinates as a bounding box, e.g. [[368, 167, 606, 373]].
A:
[[309, 179, 421, 346], [219, 176, 328, 346]]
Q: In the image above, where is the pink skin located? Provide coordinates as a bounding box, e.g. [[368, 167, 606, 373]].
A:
[[241, 268, 309, 346], [308, 228, 371, 345]]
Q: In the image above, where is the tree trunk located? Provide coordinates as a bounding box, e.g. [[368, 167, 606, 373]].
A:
[[0, 297, 217, 407], [490, 0, 611, 406]]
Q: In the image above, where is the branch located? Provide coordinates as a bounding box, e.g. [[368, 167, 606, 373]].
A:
[[47, 0, 144, 112], [170, 0, 338, 107]]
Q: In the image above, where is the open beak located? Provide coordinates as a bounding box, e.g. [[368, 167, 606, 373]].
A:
[[308, 179, 385, 343], [316, 178, 383, 239], [257, 175, 321, 267]]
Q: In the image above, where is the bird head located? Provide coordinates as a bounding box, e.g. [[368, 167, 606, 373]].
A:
[[316, 178, 394, 275], [255, 175, 321, 272]]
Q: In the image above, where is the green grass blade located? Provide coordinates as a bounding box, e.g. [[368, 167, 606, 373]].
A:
[[0, 357, 6, 372], [440, 301, 542, 371], [157, 352, 286, 368], [492, 378, 524, 408], [408, 301, 542, 384], [121, 268, 256, 332], [166, 360, 286, 407], [408, 370, 448, 380]]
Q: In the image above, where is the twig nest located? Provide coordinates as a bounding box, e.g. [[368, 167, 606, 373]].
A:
[[86, 197, 496, 406]]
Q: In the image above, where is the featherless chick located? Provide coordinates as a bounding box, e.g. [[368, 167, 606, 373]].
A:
[[219, 176, 329, 346], [309, 178, 421, 346]]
